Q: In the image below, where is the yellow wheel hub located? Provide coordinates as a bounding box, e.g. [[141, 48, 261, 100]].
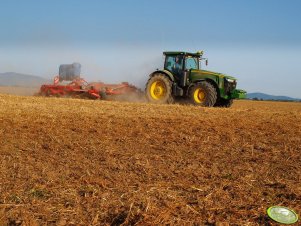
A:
[[150, 81, 166, 100], [194, 88, 206, 103]]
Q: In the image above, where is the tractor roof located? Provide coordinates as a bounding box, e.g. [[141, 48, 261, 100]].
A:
[[163, 51, 203, 57]]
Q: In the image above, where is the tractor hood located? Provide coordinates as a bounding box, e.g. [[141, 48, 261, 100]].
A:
[[200, 70, 237, 80]]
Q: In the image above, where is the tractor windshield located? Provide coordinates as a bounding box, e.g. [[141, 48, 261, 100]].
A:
[[165, 55, 184, 73], [185, 57, 199, 70]]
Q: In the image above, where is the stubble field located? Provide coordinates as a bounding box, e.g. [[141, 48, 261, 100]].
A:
[[0, 94, 301, 225], [0, 86, 38, 96]]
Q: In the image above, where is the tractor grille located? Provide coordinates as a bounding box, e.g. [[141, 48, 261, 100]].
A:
[[224, 78, 236, 94]]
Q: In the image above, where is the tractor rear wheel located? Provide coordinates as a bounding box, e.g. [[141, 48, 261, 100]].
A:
[[189, 81, 217, 107], [145, 73, 173, 104]]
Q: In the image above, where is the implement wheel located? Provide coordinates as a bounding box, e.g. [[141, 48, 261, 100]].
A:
[[145, 73, 173, 104], [189, 81, 217, 107]]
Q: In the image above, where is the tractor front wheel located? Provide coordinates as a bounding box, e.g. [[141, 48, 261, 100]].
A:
[[189, 81, 217, 107], [215, 98, 233, 108], [145, 73, 173, 104]]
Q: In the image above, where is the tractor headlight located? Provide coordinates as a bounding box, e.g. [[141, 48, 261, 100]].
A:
[[225, 78, 235, 83], [224, 78, 237, 93]]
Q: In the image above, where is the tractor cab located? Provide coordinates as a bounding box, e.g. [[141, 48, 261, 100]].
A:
[[163, 51, 207, 87]]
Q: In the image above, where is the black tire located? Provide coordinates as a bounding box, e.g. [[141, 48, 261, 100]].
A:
[[145, 73, 173, 104], [99, 89, 107, 100], [189, 81, 217, 107], [46, 89, 51, 97], [215, 98, 233, 108]]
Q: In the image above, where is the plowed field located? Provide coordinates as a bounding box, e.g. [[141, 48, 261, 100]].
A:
[[0, 94, 301, 225]]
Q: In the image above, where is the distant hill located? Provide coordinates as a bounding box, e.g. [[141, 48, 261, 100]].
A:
[[247, 92, 301, 101], [0, 72, 50, 87]]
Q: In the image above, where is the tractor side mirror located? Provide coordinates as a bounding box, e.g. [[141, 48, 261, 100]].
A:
[[206, 59, 208, 66]]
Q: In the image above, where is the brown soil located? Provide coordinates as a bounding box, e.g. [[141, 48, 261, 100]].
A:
[[0, 95, 300, 225]]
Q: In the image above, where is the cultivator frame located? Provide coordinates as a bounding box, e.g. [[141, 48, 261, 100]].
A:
[[39, 76, 141, 100]]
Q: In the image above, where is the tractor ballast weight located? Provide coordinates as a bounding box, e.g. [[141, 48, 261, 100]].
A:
[[145, 51, 246, 107]]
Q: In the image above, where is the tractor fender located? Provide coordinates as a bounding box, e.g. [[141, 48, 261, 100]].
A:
[[149, 70, 175, 82]]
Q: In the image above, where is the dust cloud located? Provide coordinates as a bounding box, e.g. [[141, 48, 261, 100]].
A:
[[0, 45, 167, 101]]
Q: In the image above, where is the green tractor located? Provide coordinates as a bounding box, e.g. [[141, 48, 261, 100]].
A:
[[145, 51, 246, 107]]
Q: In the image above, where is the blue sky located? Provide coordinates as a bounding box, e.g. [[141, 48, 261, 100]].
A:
[[0, 0, 301, 97]]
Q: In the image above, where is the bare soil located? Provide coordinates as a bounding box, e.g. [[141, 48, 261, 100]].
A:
[[0, 95, 300, 225]]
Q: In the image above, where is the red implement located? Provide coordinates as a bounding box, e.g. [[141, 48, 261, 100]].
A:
[[39, 76, 142, 100]]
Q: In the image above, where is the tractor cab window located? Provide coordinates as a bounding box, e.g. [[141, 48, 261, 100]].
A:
[[185, 57, 199, 70], [165, 55, 184, 74]]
